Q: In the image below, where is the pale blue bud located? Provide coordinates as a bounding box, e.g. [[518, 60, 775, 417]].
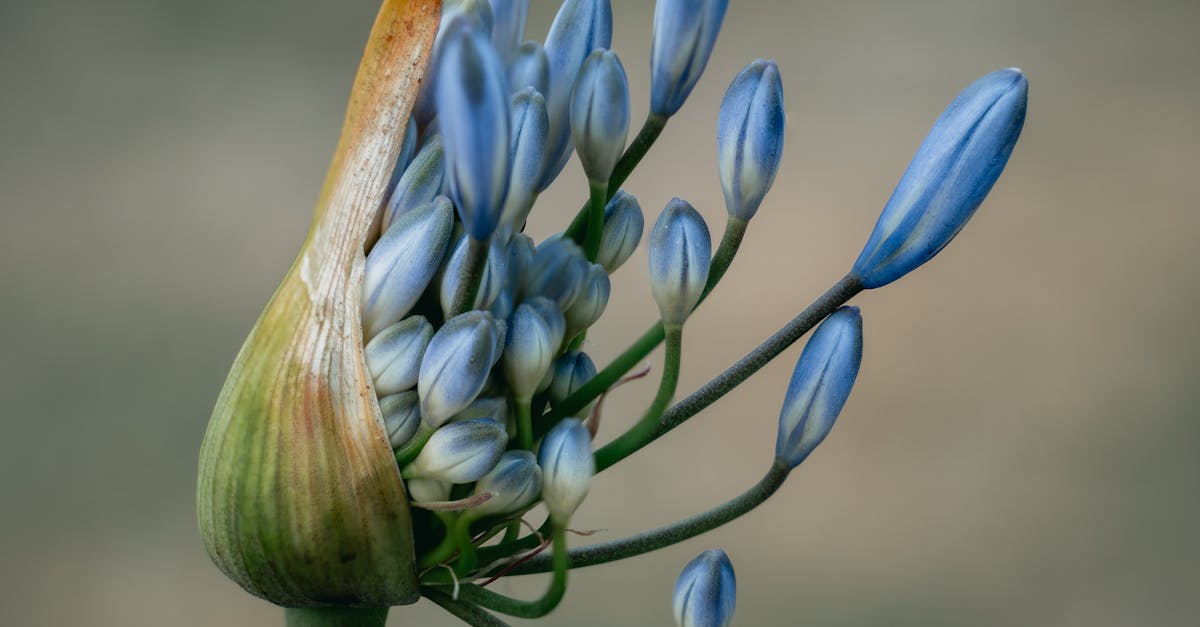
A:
[[362, 196, 455, 338], [595, 190, 644, 272], [650, 0, 729, 117], [504, 301, 566, 401], [499, 88, 549, 238], [439, 235, 509, 317], [364, 316, 434, 396], [524, 237, 589, 309], [507, 41, 550, 96], [524, 296, 567, 355], [851, 69, 1028, 289], [717, 59, 785, 222], [775, 306, 862, 468], [472, 450, 542, 517], [537, 418, 594, 523], [490, 287, 515, 321], [382, 136, 445, 232], [537, 0, 613, 191], [397, 116, 419, 176], [648, 198, 712, 327], [673, 549, 736, 627], [418, 311, 507, 427], [413, 1, 496, 125], [379, 391, 422, 448], [505, 233, 536, 287], [404, 418, 507, 483], [436, 17, 512, 241], [570, 49, 630, 185], [451, 396, 509, 426], [546, 351, 596, 407], [563, 263, 609, 339]]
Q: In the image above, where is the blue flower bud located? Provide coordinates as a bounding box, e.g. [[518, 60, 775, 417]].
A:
[[648, 198, 712, 327], [524, 237, 589, 309], [451, 396, 509, 426], [563, 263, 609, 339], [406, 478, 452, 504], [545, 351, 596, 407], [537, 0, 613, 191], [439, 235, 509, 318], [363, 196, 455, 338], [472, 450, 542, 517], [379, 391, 422, 449], [382, 136, 445, 232], [775, 306, 863, 468], [490, 286, 515, 321], [403, 418, 507, 483], [504, 301, 566, 401], [418, 311, 506, 428], [595, 190, 644, 272], [505, 233, 536, 287], [537, 418, 594, 523], [396, 116, 419, 175], [507, 40, 549, 96], [851, 68, 1028, 289], [436, 18, 512, 241], [365, 316, 434, 396], [673, 549, 736, 627], [499, 88, 549, 238], [488, 0, 529, 63], [570, 49, 630, 185], [413, 2, 496, 125], [524, 296, 567, 355], [650, 0, 729, 118], [717, 59, 785, 222]]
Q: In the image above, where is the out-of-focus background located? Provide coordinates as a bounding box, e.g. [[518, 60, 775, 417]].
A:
[[2, 0, 1197, 625]]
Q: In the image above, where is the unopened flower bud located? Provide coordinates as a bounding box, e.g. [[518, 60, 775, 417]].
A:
[[382, 136, 445, 232], [505, 233, 536, 286], [563, 263, 610, 339], [504, 301, 566, 401], [488, 0, 529, 63], [363, 196, 454, 338], [365, 316, 434, 396], [524, 237, 589, 309], [499, 88, 549, 238], [595, 190, 644, 272], [524, 296, 567, 354], [379, 391, 422, 448], [451, 396, 509, 426], [418, 311, 506, 427], [537, 418, 594, 523], [775, 306, 862, 468], [673, 549, 737, 627], [396, 116, 419, 174], [413, 1, 495, 125], [650, 0, 729, 118], [439, 235, 509, 317], [851, 68, 1028, 289], [403, 418, 507, 483], [471, 450, 542, 517], [570, 49, 630, 185], [507, 40, 549, 96], [546, 351, 596, 408], [648, 198, 712, 327], [717, 59, 785, 222]]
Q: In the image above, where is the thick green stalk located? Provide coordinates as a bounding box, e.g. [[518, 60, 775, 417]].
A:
[[284, 608, 388, 627], [515, 399, 534, 451], [593, 325, 683, 470], [583, 182, 607, 261], [449, 524, 570, 618]]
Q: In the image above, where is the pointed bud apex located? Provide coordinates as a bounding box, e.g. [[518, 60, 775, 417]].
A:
[[563, 263, 610, 339], [775, 306, 862, 468], [380, 391, 422, 448], [488, 0, 529, 62], [717, 59, 785, 222], [404, 418, 507, 483], [363, 196, 454, 338], [504, 301, 566, 401], [851, 68, 1028, 288], [413, 1, 496, 125], [365, 316, 434, 396], [595, 190, 644, 272], [538, 418, 594, 523], [500, 88, 549, 237], [382, 136, 445, 232], [546, 351, 597, 408], [648, 198, 712, 327], [651, 0, 729, 117], [525, 296, 567, 354], [673, 549, 737, 627], [418, 311, 506, 427], [524, 237, 589, 309], [505, 233, 536, 287], [507, 41, 550, 96], [570, 49, 630, 185], [472, 450, 542, 517]]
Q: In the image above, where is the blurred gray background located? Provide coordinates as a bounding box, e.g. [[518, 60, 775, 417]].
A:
[[2, 0, 1198, 625]]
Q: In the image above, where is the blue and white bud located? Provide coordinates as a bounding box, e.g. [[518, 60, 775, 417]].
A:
[[851, 68, 1028, 288], [436, 17, 512, 241], [418, 310, 507, 427], [439, 235, 509, 317], [524, 296, 567, 355], [379, 391, 422, 448], [505, 233, 536, 287], [413, 1, 496, 125], [570, 49, 630, 185], [471, 450, 542, 517], [673, 549, 737, 627], [403, 418, 507, 483], [537, 418, 594, 523], [545, 351, 596, 407], [499, 88, 549, 238], [595, 190, 644, 272], [396, 116, 419, 175], [382, 136, 445, 232], [524, 237, 589, 309], [488, 0, 529, 62], [406, 478, 452, 504], [717, 59, 785, 222], [365, 316, 434, 396], [451, 396, 509, 426], [490, 286, 515, 321], [363, 196, 454, 338], [650, 0, 729, 118], [504, 301, 566, 402], [775, 306, 863, 468], [648, 198, 712, 327], [563, 263, 610, 339], [507, 41, 549, 96], [537, 0, 613, 191]]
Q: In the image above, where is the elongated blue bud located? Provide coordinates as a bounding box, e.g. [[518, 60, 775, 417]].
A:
[[488, 0, 529, 62], [717, 60, 785, 222], [365, 316, 434, 396], [499, 88, 549, 238], [504, 301, 566, 402], [505, 233, 536, 287], [648, 198, 712, 327], [507, 41, 549, 96], [537, 0, 613, 191], [439, 235, 509, 317], [775, 306, 862, 468], [382, 136, 445, 232], [472, 450, 542, 517], [436, 18, 512, 241], [538, 418, 594, 523], [418, 311, 506, 427], [673, 549, 737, 627], [595, 190, 644, 272], [851, 69, 1028, 288], [545, 351, 596, 407], [524, 296, 567, 355], [563, 263, 609, 339], [403, 418, 507, 483], [570, 49, 630, 185], [524, 237, 589, 309], [379, 391, 422, 449], [650, 0, 729, 117], [363, 196, 454, 338], [413, 1, 495, 125]]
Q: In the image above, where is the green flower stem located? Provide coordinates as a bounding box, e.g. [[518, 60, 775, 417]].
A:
[[515, 398, 534, 450], [453, 514, 480, 577], [593, 325, 683, 470], [417, 512, 459, 570], [284, 607, 388, 627], [422, 588, 512, 627], [394, 422, 435, 467], [508, 461, 791, 575], [449, 235, 490, 317], [449, 524, 570, 618], [583, 181, 607, 261], [547, 217, 748, 425]]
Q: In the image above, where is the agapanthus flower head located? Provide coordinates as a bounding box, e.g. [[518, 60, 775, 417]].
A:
[[717, 59, 785, 222], [673, 549, 737, 627], [650, 0, 729, 117]]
